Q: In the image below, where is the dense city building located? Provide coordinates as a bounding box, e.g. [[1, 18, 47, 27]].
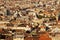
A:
[[0, 0, 60, 40]]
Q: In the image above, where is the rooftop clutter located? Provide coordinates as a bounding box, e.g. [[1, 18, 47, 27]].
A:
[[0, 0, 60, 40], [0, 0, 59, 27]]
